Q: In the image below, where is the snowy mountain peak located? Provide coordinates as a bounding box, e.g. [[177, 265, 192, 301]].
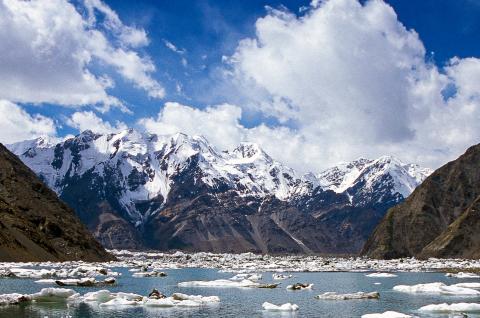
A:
[[7, 129, 432, 225], [227, 142, 273, 165], [318, 155, 432, 200]]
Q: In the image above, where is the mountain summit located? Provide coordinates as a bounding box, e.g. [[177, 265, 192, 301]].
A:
[[9, 129, 431, 253]]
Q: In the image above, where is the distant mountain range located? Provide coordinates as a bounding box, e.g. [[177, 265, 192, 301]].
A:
[[0, 143, 112, 262], [8, 129, 431, 254], [363, 143, 480, 259]]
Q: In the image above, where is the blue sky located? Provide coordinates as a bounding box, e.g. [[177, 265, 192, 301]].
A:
[[21, 0, 480, 135], [2, 0, 480, 172]]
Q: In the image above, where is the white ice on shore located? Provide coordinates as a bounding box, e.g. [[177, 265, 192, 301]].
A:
[[262, 302, 299, 311], [4, 252, 480, 275], [315, 291, 380, 300], [393, 282, 480, 295], [366, 273, 397, 278], [5, 266, 119, 279], [178, 279, 259, 288], [419, 302, 480, 313], [362, 311, 412, 318]]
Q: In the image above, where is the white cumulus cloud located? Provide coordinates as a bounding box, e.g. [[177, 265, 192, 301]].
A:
[[0, 0, 164, 111], [67, 111, 127, 134], [0, 100, 57, 144], [214, 0, 480, 170]]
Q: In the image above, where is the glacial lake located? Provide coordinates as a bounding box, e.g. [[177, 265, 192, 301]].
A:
[[1, 268, 480, 317]]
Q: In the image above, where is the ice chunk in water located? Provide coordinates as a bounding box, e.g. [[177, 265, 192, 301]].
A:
[[366, 273, 397, 278], [393, 282, 480, 295], [262, 302, 299, 311], [315, 291, 380, 300], [361, 311, 412, 318], [419, 302, 480, 313], [31, 288, 78, 302]]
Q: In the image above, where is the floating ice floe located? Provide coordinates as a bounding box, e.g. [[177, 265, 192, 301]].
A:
[[262, 302, 299, 311], [0, 293, 31, 306], [286, 283, 313, 290], [445, 272, 480, 279], [0, 288, 220, 310], [99, 297, 139, 307], [452, 282, 480, 289], [361, 311, 412, 318], [315, 291, 380, 300], [393, 282, 480, 295], [178, 279, 260, 288], [35, 277, 116, 287], [230, 273, 262, 281], [418, 302, 480, 313], [30, 288, 79, 303], [272, 273, 292, 280], [132, 271, 167, 278], [366, 273, 397, 278]]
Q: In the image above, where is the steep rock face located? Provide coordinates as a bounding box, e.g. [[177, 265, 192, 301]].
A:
[[362, 144, 480, 259], [9, 130, 430, 254], [0, 144, 113, 262]]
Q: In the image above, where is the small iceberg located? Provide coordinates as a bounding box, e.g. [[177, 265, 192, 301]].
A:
[[366, 273, 397, 278], [453, 282, 480, 289], [262, 302, 299, 311], [393, 282, 480, 295], [30, 288, 79, 303], [99, 297, 139, 307], [446, 272, 480, 279], [132, 271, 167, 278], [0, 293, 31, 306], [362, 311, 412, 318], [0, 288, 220, 309], [178, 279, 259, 288], [141, 292, 220, 308], [315, 291, 379, 300], [286, 283, 313, 290], [272, 273, 292, 280], [83, 290, 116, 303], [230, 273, 262, 281], [419, 302, 480, 313]]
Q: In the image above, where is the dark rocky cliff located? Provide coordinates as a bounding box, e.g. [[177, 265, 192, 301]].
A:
[[0, 144, 113, 262], [362, 144, 480, 259]]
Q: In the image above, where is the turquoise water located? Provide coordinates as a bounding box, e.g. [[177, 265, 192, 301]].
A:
[[0, 268, 479, 317]]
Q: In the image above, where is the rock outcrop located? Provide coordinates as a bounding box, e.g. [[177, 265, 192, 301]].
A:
[[0, 143, 113, 262], [362, 144, 480, 259]]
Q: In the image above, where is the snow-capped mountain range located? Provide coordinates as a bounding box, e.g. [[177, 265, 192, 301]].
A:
[[7, 129, 432, 253]]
